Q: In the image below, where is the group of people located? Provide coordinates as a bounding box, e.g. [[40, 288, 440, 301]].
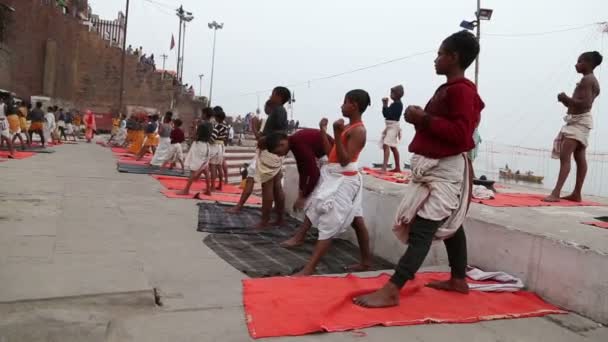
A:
[[0, 99, 98, 157]]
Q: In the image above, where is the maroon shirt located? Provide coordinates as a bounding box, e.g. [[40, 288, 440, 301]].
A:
[[409, 77, 484, 159], [170, 128, 185, 144], [289, 129, 334, 197]]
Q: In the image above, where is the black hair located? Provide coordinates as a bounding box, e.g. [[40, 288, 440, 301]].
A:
[[152, 114, 160, 121], [36, 101, 42, 108], [442, 30, 480, 70], [265, 132, 288, 152], [173, 118, 183, 127], [345, 89, 371, 114], [47, 106, 53, 111], [215, 110, 226, 122], [272, 86, 291, 104], [164, 111, 173, 123], [213, 106, 224, 114], [202, 107, 214, 119], [581, 51, 603, 68]]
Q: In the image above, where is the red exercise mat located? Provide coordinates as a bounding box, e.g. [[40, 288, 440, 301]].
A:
[[472, 193, 603, 207], [243, 272, 565, 339], [111, 147, 130, 154], [0, 151, 36, 159], [582, 221, 608, 229], [361, 167, 409, 184], [161, 189, 262, 204], [151, 175, 242, 194]]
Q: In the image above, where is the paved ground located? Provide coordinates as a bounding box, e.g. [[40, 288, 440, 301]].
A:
[[0, 142, 607, 341]]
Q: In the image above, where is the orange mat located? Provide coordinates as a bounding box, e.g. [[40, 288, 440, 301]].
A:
[[161, 189, 262, 204], [361, 167, 409, 184], [0, 151, 36, 159], [582, 221, 608, 229], [151, 175, 242, 194], [473, 193, 602, 207], [243, 272, 565, 339]]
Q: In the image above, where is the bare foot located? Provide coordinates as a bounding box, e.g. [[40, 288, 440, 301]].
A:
[[345, 263, 372, 272], [292, 267, 314, 277], [353, 282, 400, 308], [425, 278, 469, 294], [225, 206, 242, 214], [203, 190, 212, 196], [270, 220, 285, 227], [380, 167, 387, 173], [175, 190, 190, 196], [389, 168, 402, 173], [253, 221, 271, 230], [561, 194, 582, 202], [542, 195, 561, 202], [280, 236, 305, 248]]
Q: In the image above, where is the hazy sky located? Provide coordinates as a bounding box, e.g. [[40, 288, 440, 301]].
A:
[[90, 0, 607, 150]]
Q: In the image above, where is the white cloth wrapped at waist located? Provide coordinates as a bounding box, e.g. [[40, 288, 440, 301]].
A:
[[150, 137, 172, 166], [305, 162, 363, 240], [552, 112, 593, 159], [254, 149, 284, 184], [393, 154, 471, 244], [380, 120, 401, 148], [184, 141, 211, 172]]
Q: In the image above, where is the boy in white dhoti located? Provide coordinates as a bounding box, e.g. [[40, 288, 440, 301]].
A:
[[380, 85, 404, 172], [293, 89, 373, 276], [544, 51, 602, 203], [177, 109, 216, 196]]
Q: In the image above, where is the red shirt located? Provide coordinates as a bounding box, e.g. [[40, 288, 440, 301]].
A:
[[289, 129, 334, 197], [409, 77, 484, 159], [170, 128, 185, 144]]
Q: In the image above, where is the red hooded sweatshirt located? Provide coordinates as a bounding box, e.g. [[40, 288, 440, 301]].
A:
[[409, 77, 485, 159]]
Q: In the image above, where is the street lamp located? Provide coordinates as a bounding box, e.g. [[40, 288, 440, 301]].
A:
[[208, 21, 224, 107], [459, 1, 493, 87], [198, 74, 204, 97], [175, 6, 194, 83]]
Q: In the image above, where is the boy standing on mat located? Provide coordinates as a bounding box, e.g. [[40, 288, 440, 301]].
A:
[[177, 108, 216, 196], [292, 89, 373, 276], [354, 31, 483, 308], [544, 51, 602, 203], [228, 88, 291, 228], [210, 107, 229, 191], [380, 85, 405, 172]]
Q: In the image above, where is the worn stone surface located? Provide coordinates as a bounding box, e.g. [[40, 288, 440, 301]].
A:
[[1, 143, 607, 341]]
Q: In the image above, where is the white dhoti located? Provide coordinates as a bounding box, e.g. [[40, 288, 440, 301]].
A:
[[114, 128, 127, 146], [209, 143, 225, 165], [380, 120, 401, 148], [305, 163, 363, 240], [393, 154, 471, 244], [184, 141, 211, 172], [254, 150, 284, 184], [552, 113, 593, 159], [150, 137, 172, 166], [65, 123, 74, 134], [166, 143, 184, 164]]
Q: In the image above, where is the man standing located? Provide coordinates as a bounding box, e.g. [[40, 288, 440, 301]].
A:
[[544, 51, 602, 203]]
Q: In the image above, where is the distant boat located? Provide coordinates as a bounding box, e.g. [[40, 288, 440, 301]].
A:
[[499, 168, 544, 184]]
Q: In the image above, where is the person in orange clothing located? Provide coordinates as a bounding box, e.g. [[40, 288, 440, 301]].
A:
[[291, 89, 372, 276], [7, 101, 26, 150], [135, 114, 160, 160], [128, 114, 146, 154]]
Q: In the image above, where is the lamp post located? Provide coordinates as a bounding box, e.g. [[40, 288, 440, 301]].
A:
[[208, 21, 224, 107], [175, 6, 194, 83], [198, 74, 204, 97], [118, 0, 130, 115], [460, 2, 493, 87]]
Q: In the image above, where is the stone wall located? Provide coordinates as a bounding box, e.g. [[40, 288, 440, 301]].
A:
[[1, 0, 203, 129]]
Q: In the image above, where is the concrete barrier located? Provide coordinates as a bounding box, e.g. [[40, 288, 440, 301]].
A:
[[282, 165, 608, 324]]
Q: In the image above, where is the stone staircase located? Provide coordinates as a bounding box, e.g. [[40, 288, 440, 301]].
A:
[[224, 137, 296, 184]]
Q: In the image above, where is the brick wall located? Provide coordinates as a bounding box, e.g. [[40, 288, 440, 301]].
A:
[[2, 0, 203, 129]]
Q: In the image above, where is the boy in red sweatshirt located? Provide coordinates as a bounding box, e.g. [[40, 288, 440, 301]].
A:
[[354, 30, 484, 308]]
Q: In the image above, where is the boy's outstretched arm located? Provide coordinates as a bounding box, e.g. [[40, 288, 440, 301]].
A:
[[333, 120, 365, 167]]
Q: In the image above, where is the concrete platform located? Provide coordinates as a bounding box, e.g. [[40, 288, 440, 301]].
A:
[[283, 166, 608, 324], [1, 142, 607, 341]]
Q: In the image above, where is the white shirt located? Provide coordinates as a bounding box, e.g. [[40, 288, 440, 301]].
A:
[[45, 112, 56, 131], [0, 103, 6, 119], [228, 127, 234, 139]]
